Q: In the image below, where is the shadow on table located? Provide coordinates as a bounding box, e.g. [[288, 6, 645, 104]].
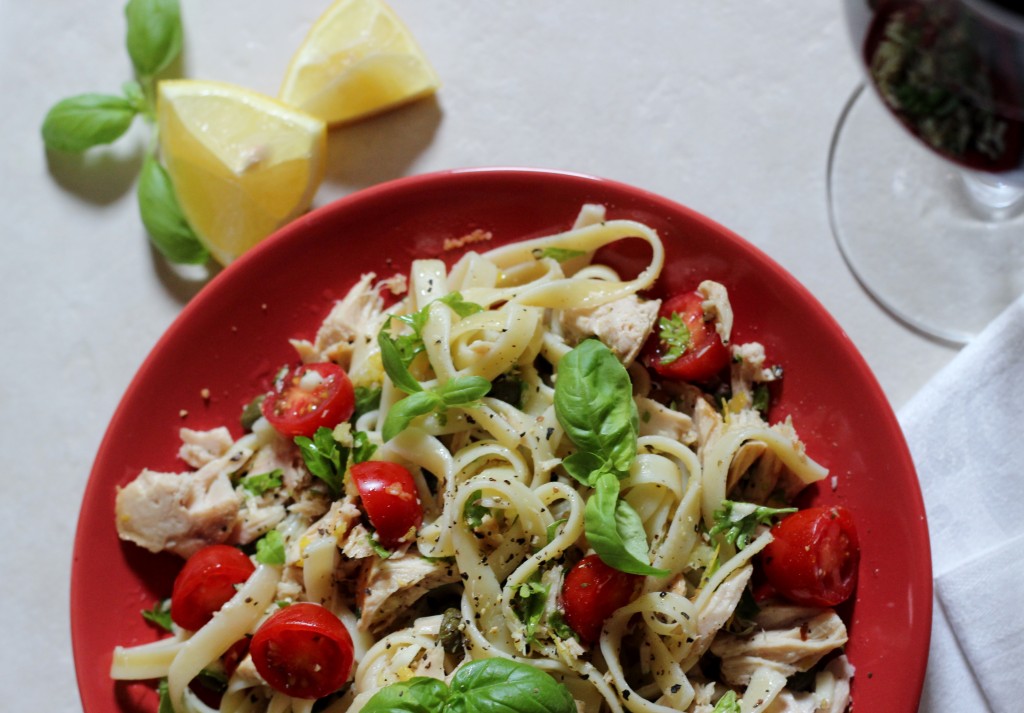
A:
[[44, 144, 144, 206], [323, 96, 443, 190]]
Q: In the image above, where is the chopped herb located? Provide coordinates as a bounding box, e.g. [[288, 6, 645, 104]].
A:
[[240, 394, 265, 431], [239, 468, 282, 496], [657, 312, 692, 364], [712, 690, 741, 713], [547, 610, 577, 641], [709, 500, 796, 550], [255, 529, 285, 565], [351, 430, 377, 464], [511, 576, 549, 644], [546, 518, 567, 545], [141, 598, 173, 632], [295, 427, 347, 496], [752, 383, 771, 415], [463, 490, 490, 529], [367, 535, 392, 560], [532, 247, 588, 262]]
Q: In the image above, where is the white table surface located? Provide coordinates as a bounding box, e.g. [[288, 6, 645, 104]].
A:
[[0, 1, 960, 710]]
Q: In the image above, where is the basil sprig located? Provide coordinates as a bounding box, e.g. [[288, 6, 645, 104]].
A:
[[41, 0, 208, 264], [555, 340, 668, 577], [378, 312, 491, 442], [361, 658, 575, 713]]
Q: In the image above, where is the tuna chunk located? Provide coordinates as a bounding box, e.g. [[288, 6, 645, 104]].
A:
[[559, 295, 660, 365], [710, 604, 849, 686], [290, 272, 387, 370], [115, 448, 249, 557], [357, 553, 460, 633], [178, 427, 234, 468]]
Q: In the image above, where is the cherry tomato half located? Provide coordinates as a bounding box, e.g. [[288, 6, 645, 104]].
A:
[[250, 603, 354, 699], [644, 291, 730, 383], [760, 506, 860, 608], [261, 362, 355, 438], [349, 461, 423, 550], [171, 545, 255, 631], [561, 554, 643, 644]]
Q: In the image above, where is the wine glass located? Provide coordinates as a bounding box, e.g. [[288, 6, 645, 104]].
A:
[[829, 0, 1024, 344]]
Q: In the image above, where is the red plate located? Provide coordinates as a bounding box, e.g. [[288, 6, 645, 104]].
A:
[[72, 167, 930, 712]]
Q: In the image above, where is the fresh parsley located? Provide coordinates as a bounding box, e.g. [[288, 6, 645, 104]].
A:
[[709, 500, 796, 550], [41, 0, 208, 264], [294, 427, 347, 496], [360, 658, 576, 713], [511, 576, 549, 644], [657, 312, 692, 364]]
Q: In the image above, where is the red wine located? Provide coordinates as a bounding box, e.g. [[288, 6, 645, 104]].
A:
[[849, 0, 1024, 173]]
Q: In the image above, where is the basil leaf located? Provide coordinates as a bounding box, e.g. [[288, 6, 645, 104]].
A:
[[125, 0, 183, 78], [353, 385, 382, 420], [438, 376, 491, 406], [41, 93, 138, 152], [554, 339, 638, 476], [361, 677, 451, 713], [382, 391, 442, 442], [584, 472, 668, 576], [438, 292, 484, 318], [378, 324, 424, 394], [255, 529, 285, 565], [449, 658, 576, 713], [138, 156, 210, 264], [560, 451, 606, 487]]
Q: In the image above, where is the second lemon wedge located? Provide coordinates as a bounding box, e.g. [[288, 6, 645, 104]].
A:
[[279, 0, 440, 126], [157, 79, 327, 265]]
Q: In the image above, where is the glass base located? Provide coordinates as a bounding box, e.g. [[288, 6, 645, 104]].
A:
[[827, 85, 1024, 345]]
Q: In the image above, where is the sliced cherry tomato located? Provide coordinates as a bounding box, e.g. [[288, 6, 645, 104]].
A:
[[760, 506, 860, 608], [560, 554, 643, 644], [250, 603, 354, 699], [644, 290, 730, 383], [261, 362, 355, 438], [220, 636, 251, 679], [349, 461, 423, 549], [171, 545, 255, 631]]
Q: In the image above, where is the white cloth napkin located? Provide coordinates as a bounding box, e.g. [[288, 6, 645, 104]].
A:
[[898, 294, 1024, 713]]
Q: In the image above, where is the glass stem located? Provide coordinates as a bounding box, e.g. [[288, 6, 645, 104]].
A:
[[960, 171, 1024, 219]]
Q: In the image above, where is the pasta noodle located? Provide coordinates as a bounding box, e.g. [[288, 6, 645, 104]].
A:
[[111, 205, 854, 713]]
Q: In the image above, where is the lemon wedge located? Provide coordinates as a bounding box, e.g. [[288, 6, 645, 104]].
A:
[[157, 79, 327, 265], [279, 0, 439, 126]]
